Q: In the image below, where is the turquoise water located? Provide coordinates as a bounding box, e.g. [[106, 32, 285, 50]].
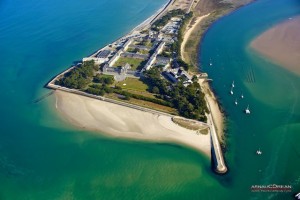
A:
[[0, 0, 299, 199], [200, 0, 300, 198]]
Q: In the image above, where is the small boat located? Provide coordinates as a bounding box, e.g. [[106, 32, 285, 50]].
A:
[[232, 81, 235, 88], [245, 105, 250, 114], [234, 99, 238, 105], [256, 149, 262, 155], [230, 87, 233, 95], [241, 93, 244, 99], [209, 61, 212, 66]]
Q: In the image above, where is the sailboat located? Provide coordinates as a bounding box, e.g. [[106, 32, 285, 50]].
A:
[[234, 99, 238, 105], [232, 81, 235, 88], [256, 149, 262, 155], [245, 105, 250, 114], [230, 87, 233, 95]]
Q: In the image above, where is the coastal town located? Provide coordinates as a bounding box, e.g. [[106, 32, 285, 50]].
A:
[[47, 1, 227, 174], [54, 9, 209, 121]]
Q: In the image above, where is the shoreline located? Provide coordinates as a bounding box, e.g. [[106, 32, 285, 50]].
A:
[[181, 13, 210, 63], [87, 0, 174, 58], [130, 0, 174, 33], [55, 90, 211, 157]]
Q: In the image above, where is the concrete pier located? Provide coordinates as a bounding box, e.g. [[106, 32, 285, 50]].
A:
[[207, 113, 227, 174]]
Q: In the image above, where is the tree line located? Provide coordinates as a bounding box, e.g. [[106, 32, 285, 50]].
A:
[[55, 60, 97, 89], [143, 67, 208, 122]]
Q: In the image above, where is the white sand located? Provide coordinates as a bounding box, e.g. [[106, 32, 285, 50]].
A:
[[55, 90, 211, 156], [181, 14, 210, 62]]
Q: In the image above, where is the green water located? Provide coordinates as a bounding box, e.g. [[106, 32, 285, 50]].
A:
[[0, 0, 299, 199]]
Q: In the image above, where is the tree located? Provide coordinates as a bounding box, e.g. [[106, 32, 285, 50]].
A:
[[152, 86, 160, 94], [123, 93, 130, 100], [192, 75, 198, 83]]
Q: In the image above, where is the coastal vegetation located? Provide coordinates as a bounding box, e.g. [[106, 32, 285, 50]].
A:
[[55, 60, 96, 89], [172, 117, 209, 134], [182, 0, 252, 70], [151, 9, 185, 31], [93, 74, 114, 84], [143, 67, 209, 121]]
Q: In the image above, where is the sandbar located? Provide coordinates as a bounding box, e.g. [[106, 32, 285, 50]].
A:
[[251, 16, 300, 76]]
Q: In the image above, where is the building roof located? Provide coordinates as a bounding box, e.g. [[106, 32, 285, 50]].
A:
[[156, 56, 170, 66], [123, 63, 131, 70], [97, 50, 111, 58]]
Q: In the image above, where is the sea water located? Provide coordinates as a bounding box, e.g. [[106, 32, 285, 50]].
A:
[[0, 0, 299, 199], [200, 0, 300, 198]]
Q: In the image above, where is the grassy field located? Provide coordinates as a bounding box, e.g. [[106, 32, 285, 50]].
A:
[[113, 57, 144, 70], [104, 93, 178, 115], [116, 78, 148, 92], [127, 48, 149, 55], [135, 40, 153, 48]]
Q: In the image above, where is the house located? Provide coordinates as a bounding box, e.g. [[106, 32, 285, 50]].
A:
[[121, 63, 131, 75], [163, 71, 178, 83], [121, 52, 148, 60], [155, 56, 170, 70]]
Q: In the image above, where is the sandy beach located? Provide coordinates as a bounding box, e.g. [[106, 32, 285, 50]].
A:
[[181, 14, 210, 62], [198, 79, 224, 141], [251, 16, 300, 76], [55, 90, 211, 156]]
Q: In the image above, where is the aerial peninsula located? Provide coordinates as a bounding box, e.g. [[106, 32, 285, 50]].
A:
[[48, 0, 252, 174]]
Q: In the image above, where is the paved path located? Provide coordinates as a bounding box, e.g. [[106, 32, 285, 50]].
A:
[[206, 106, 227, 174]]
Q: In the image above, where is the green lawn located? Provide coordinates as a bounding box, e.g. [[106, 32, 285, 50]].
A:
[[104, 93, 177, 115], [116, 78, 148, 92], [113, 57, 144, 70]]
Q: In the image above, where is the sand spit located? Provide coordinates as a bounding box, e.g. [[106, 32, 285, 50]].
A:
[[55, 90, 211, 156], [251, 16, 300, 76], [181, 13, 210, 62], [199, 79, 224, 142]]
